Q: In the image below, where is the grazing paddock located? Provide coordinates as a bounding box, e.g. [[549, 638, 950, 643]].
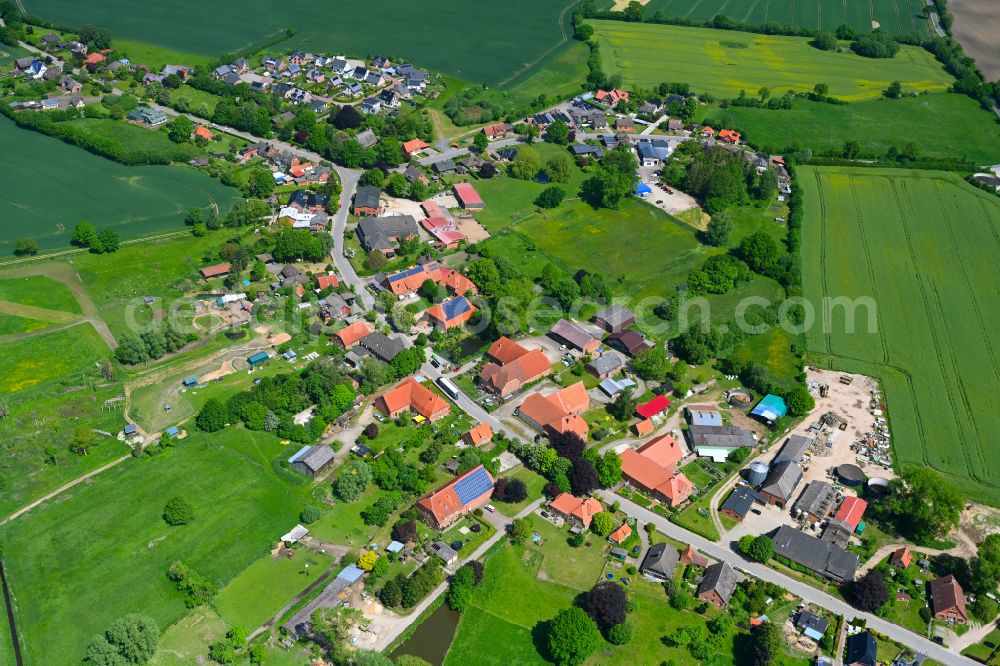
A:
[[709, 93, 1000, 164], [0, 323, 109, 395], [800, 166, 1000, 503], [0, 428, 307, 664], [591, 21, 952, 101], [638, 0, 931, 37]]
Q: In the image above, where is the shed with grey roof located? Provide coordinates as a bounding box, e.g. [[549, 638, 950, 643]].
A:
[[759, 460, 803, 507], [592, 304, 635, 333], [359, 331, 406, 363], [697, 561, 737, 607], [687, 425, 755, 462], [290, 444, 336, 477], [772, 524, 859, 582], [793, 480, 836, 522], [586, 353, 623, 379]]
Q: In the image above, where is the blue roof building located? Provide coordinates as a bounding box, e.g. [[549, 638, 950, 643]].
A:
[[247, 351, 270, 366], [636, 183, 652, 196], [337, 564, 365, 583], [751, 394, 788, 423], [418, 464, 495, 528]]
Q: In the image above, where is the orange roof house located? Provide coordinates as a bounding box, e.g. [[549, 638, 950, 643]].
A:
[[516, 382, 589, 439], [890, 547, 912, 569], [333, 321, 373, 348], [417, 464, 495, 529], [547, 493, 603, 529], [479, 338, 552, 397], [609, 523, 632, 544], [680, 546, 709, 568], [84, 52, 106, 66], [316, 274, 340, 290], [632, 418, 654, 436], [376, 377, 451, 422], [595, 89, 629, 106], [194, 125, 214, 141], [462, 422, 493, 447], [402, 139, 430, 157], [700, 126, 716, 137], [718, 129, 741, 144], [381, 262, 478, 298], [620, 447, 694, 507], [636, 435, 684, 471], [483, 123, 510, 140], [425, 295, 476, 330]]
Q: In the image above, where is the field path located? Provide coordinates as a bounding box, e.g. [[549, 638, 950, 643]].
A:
[[0, 454, 130, 526], [0, 300, 80, 324], [0, 263, 116, 349]]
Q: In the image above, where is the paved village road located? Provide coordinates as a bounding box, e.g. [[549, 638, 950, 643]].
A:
[[603, 492, 975, 666]]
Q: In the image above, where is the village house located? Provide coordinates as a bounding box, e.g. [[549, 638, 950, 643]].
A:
[[845, 632, 877, 666], [358, 331, 406, 363], [402, 139, 430, 158], [425, 296, 476, 330], [356, 215, 419, 256], [615, 117, 635, 134], [585, 352, 623, 379], [697, 561, 737, 608], [478, 337, 552, 397], [619, 448, 693, 507], [378, 261, 476, 298], [930, 574, 967, 624], [199, 263, 231, 279], [890, 547, 912, 569], [719, 486, 764, 522], [635, 395, 670, 420], [605, 329, 653, 357], [608, 523, 631, 545], [547, 493, 603, 530], [462, 423, 493, 448], [333, 321, 374, 348], [417, 464, 494, 529], [483, 123, 510, 140], [639, 542, 680, 582], [595, 89, 629, 107], [517, 382, 589, 439], [352, 185, 383, 216], [376, 377, 451, 423]]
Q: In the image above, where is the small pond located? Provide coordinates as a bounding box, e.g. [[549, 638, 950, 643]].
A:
[[389, 602, 460, 666]]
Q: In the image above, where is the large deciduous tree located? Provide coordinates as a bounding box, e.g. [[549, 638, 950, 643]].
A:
[[547, 607, 601, 666]]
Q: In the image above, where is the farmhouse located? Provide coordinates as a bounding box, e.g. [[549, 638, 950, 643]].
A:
[[353, 185, 382, 216], [930, 574, 967, 624], [845, 632, 877, 666], [517, 382, 590, 439], [422, 216, 466, 248], [418, 464, 494, 529], [687, 424, 755, 461], [478, 337, 552, 397], [425, 296, 476, 330], [483, 123, 510, 140], [288, 444, 336, 477], [591, 304, 635, 333], [379, 262, 476, 298], [452, 182, 485, 210], [620, 443, 693, 507], [595, 89, 629, 106], [357, 215, 419, 256], [334, 321, 374, 348], [772, 525, 859, 582], [549, 319, 599, 354], [697, 561, 737, 608], [547, 493, 603, 530], [402, 139, 430, 157], [890, 547, 912, 569], [376, 377, 451, 422], [639, 542, 680, 582]]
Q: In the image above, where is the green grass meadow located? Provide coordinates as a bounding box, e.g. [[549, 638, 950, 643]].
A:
[[638, 0, 930, 37], [709, 93, 1000, 164], [0, 428, 308, 664], [800, 166, 1000, 503], [591, 21, 952, 101], [0, 118, 238, 257]]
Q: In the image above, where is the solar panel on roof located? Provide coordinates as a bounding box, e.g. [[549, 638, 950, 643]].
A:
[[389, 265, 425, 282], [443, 297, 471, 319], [453, 467, 492, 505]]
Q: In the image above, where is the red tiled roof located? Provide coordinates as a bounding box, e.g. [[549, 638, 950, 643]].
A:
[[402, 139, 430, 155], [833, 496, 868, 530], [519, 384, 589, 438], [609, 523, 632, 544], [633, 419, 654, 436], [195, 125, 213, 140], [418, 464, 494, 527], [453, 182, 484, 207], [548, 493, 603, 529], [200, 263, 231, 278], [464, 422, 493, 447], [636, 395, 670, 418], [636, 435, 684, 470], [930, 574, 967, 621], [316, 274, 339, 289], [380, 377, 450, 420], [334, 321, 373, 347]]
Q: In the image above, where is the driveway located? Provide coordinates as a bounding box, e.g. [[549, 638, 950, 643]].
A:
[[638, 166, 700, 215]]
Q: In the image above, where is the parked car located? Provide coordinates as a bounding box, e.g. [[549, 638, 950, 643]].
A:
[[485, 504, 496, 513]]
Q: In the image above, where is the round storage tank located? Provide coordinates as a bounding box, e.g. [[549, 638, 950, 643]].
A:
[[748, 461, 769, 487], [867, 477, 890, 496], [836, 463, 865, 486]]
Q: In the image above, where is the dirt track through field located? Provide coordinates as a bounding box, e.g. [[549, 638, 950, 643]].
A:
[[0, 263, 117, 349], [0, 300, 80, 323]]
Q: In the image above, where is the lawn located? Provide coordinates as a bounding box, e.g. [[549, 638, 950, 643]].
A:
[[708, 93, 1000, 164], [0, 428, 308, 664], [800, 166, 1000, 503], [169, 84, 225, 116], [114, 39, 218, 71], [591, 21, 952, 101], [638, 0, 930, 37], [27, 0, 581, 86], [0, 118, 238, 257], [63, 118, 203, 162], [729, 327, 803, 390], [962, 626, 1000, 664], [308, 483, 380, 548], [493, 467, 547, 518], [672, 492, 721, 541], [212, 549, 335, 630]]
